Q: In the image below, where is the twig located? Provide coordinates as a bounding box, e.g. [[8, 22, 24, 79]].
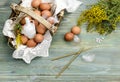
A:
[[52, 47, 93, 61], [51, 52, 79, 61], [55, 47, 93, 78]]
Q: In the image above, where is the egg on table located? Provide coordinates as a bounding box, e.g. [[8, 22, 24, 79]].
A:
[[71, 26, 81, 35], [64, 32, 74, 41]]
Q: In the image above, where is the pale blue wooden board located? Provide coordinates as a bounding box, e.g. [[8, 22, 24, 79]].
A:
[[0, 0, 120, 82]]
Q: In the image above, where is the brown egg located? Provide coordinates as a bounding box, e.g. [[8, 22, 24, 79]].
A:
[[48, 19, 54, 24], [33, 20, 39, 27], [34, 34, 44, 43], [47, 17, 55, 24], [20, 16, 31, 25], [41, 10, 52, 19], [64, 32, 74, 41], [26, 39, 37, 47], [39, 3, 51, 10], [71, 26, 81, 35], [31, 0, 41, 8], [21, 35, 28, 45], [34, 9, 41, 16], [36, 24, 47, 34]]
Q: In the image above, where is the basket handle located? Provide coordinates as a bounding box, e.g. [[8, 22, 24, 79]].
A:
[[10, 3, 56, 34]]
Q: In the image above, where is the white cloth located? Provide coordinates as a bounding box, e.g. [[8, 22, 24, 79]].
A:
[[3, 0, 82, 64], [2, 19, 15, 38], [13, 31, 52, 64], [54, 0, 82, 15], [20, 0, 33, 7]]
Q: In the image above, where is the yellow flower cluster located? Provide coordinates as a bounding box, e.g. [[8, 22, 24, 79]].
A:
[[115, 16, 120, 23], [77, 0, 120, 35], [85, 5, 108, 23], [16, 33, 21, 48]]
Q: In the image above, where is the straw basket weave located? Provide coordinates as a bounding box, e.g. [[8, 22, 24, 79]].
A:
[[8, 1, 64, 48]]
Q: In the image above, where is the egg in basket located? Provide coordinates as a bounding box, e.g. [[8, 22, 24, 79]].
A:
[[10, 1, 64, 48]]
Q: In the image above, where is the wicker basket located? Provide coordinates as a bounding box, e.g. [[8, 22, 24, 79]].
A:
[[8, 1, 64, 48]]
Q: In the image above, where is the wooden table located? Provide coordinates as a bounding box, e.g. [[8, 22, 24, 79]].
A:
[[0, 0, 120, 81]]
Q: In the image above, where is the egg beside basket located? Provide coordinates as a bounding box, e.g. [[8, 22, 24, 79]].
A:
[[3, 0, 64, 63]]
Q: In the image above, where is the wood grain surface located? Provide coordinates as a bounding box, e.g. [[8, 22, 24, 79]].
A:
[[0, 0, 120, 82]]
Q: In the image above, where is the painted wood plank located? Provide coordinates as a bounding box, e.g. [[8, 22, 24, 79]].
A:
[[0, 0, 120, 81], [0, 75, 119, 82]]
